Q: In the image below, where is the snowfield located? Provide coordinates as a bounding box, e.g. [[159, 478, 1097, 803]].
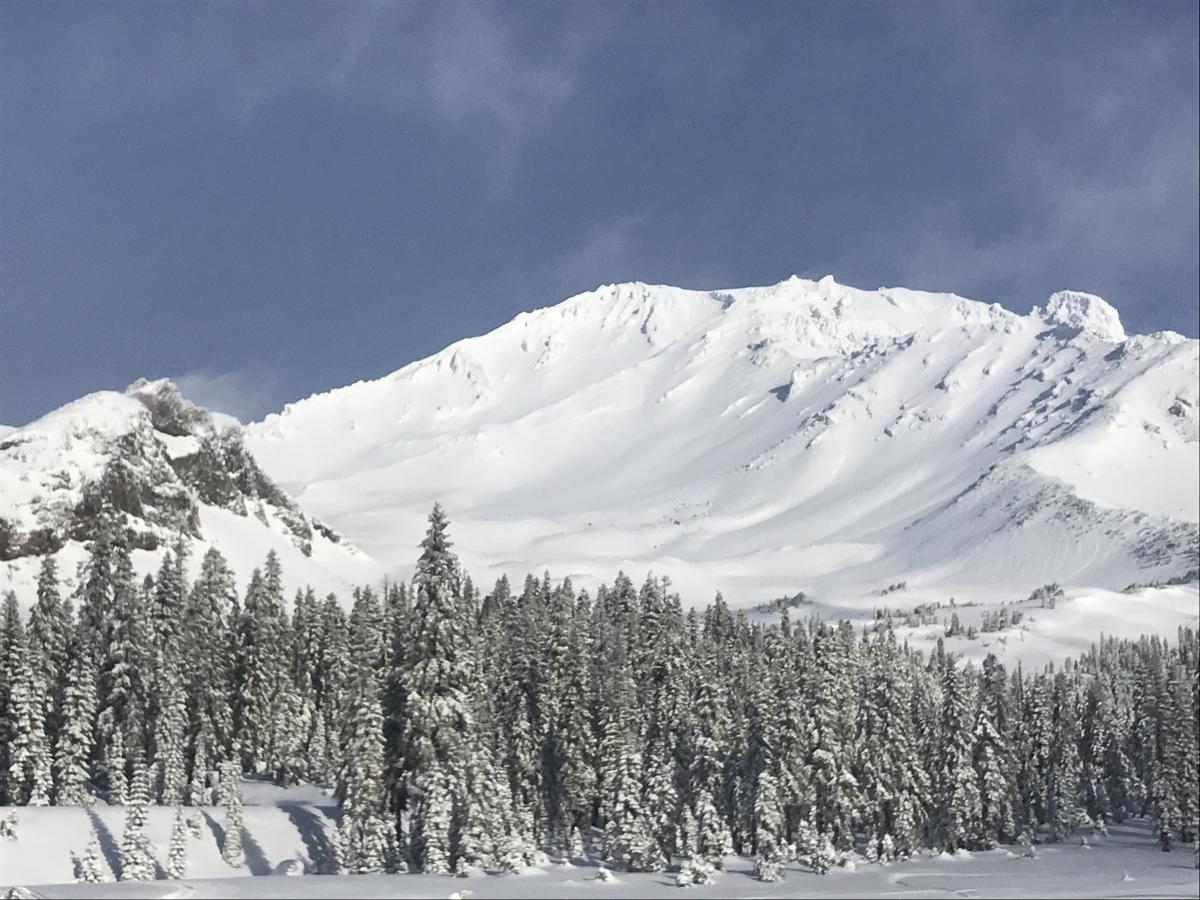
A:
[[244, 276, 1199, 609], [2, 801, 1196, 898]]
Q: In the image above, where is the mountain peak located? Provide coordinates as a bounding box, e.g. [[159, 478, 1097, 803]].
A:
[[245, 274, 1197, 607], [1039, 290, 1126, 343]]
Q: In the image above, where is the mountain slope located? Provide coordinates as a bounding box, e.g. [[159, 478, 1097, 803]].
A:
[[245, 275, 1199, 607], [0, 379, 381, 602]]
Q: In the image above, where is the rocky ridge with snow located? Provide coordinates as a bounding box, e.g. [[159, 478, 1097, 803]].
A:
[[0, 378, 379, 599]]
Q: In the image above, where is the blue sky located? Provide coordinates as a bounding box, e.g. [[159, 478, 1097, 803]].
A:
[[2, 1, 1197, 424]]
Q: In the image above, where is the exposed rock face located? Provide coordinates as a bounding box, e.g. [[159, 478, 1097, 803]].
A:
[[0, 379, 343, 564]]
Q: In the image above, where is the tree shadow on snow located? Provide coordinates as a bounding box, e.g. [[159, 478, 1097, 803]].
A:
[[85, 807, 122, 880], [199, 809, 272, 876], [241, 825, 273, 876], [282, 804, 337, 875], [200, 808, 226, 853]]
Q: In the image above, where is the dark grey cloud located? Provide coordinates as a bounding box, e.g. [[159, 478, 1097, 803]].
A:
[[1, 1, 1195, 424]]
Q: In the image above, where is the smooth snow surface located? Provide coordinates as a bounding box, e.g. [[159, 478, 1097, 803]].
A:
[[245, 276, 1199, 608], [3, 812, 1196, 899]]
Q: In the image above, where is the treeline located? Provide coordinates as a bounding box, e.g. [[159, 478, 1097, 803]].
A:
[[0, 505, 1197, 883]]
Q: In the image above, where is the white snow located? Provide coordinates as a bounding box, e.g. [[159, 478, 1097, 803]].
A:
[[1036, 290, 1128, 343], [2, 810, 1195, 899], [242, 276, 1198, 621]]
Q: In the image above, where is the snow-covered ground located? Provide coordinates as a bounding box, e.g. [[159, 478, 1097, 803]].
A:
[[245, 276, 1199, 610], [883, 583, 1200, 670], [3, 808, 1196, 898], [0, 780, 339, 888]]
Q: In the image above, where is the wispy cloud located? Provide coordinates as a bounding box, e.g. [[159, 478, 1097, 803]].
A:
[[172, 367, 282, 423], [49, 2, 615, 168], [861, 2, 1199, 324]]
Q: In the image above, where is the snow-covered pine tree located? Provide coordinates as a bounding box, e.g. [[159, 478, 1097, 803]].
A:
[[412, 763, 453, 874], [0, 592, 22, 806], [153, 674, 188, 806], [96, 533, 145, 802], [381, 579, 410, 821], [318, 594, 351, 790], [220, 756, 244, 867], [753, 767, 786, 882], [233, 553, 293, 779], [105, 727, 128, 805], [599, 653, 662, 873], [167, 807, 188, 879], [146, 549, 186, 738], [183, 548, 237, 802], [1047, 673, 1085, 842], [402, 505, 475, 871], [856, 628, 927, 859], [4, 625, 52, 806], [119, 757, 155, 881], [937, 651, 982, 850], [1165, 662, 1199, 849], [28, 555, 72, 759], [77, 831, 109, 883], [806, 623, 861, 852], [54, 653, 98, 805], [689, 641, 733, 868], [459, 740, 519, 870], [334, 643, 393, 875]]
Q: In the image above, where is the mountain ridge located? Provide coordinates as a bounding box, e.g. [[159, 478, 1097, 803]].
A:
[[241, 275, 1199, 607], [0, 378, 380, 602], [2, 274, 1196, 614]]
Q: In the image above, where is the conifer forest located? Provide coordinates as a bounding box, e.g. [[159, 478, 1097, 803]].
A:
[[0, 505, 1196, 887]]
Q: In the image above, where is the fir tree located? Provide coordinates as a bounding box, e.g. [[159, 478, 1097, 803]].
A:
[[119, 758, 155, 881], [4, 626, 52, 806], [184, 548, 237, 800], [167, 807, 189, 880], [335, 650, 392, 874], [402, 505, 474, 871], [53, 653, 97, 805], [77, 832, 109, 883], [220, 757, 244, 867], [753, 768, 786, 882], [0, 592, 23, 805], [28, 556, 71, 758]]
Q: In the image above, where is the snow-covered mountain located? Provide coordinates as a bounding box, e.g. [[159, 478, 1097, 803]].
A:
[[0, 379, 380, 601], [243, 275, 1199, 610]]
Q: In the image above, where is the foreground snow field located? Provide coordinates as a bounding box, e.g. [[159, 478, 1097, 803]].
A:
[[3, 813, 1196, 899]]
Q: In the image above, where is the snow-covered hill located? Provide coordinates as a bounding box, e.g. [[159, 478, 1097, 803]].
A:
[[244, 275, 1199, 609], [0, 379, 381, 602]]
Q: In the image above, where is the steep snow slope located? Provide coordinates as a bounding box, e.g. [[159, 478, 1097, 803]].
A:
[[0, 380, 381, 603], [246, 275, 1199, 608]]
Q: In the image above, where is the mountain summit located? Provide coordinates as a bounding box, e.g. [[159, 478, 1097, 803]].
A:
[[0, 378, 379, 599], [242, 275, 1198, 606]]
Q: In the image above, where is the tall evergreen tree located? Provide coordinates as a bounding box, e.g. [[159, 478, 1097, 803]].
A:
[[119, 758, 155, 881], [402, 505, 474, 871], [54, 653, 97, 805], [220, 756, 244, 867], [5, 625, 52, 806]]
